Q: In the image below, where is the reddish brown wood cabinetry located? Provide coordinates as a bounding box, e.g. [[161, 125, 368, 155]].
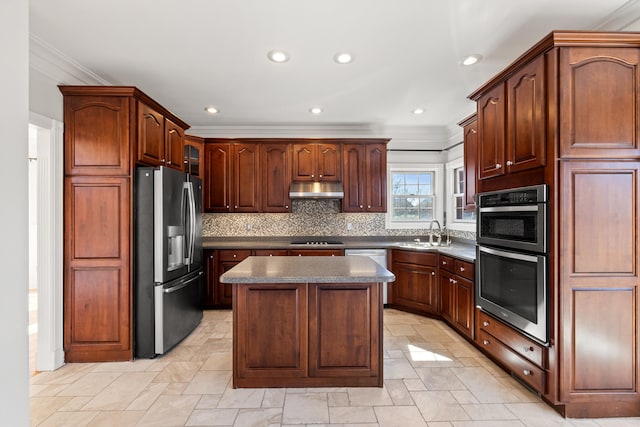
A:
[[438, 255, 474, 340], [137, 102, 187, 171], [342, 142, 388, 212], [59, 86, 190, 362], [476, 83, 506, 181], [261, 143, 291, 212], [184, 135, 204, 178], [388, 250, 438, 316], [292, 142, 341, 182], [459, 114, 477, 210]]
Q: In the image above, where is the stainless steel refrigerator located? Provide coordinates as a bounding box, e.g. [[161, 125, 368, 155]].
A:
[[134, 166, 203, 358]]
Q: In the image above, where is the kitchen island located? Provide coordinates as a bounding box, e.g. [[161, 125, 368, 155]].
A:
[[220, 256, 395, 388]]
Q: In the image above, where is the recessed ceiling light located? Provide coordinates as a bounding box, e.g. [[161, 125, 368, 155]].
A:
[[309, 107, 323, 114], [333, 52, 353, 64], [267, 50, 290, 63], [461, 54, 482, 66], [205, 106, 219, 114], [412, 108, 425, 115]]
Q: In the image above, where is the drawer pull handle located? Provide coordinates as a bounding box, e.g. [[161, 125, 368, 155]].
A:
[[459, 266, 465, 272], [483, 321, 490, 327], [524, 346, 534, 353], [523, 369, 532, 376], [483, 339, 490, 345]]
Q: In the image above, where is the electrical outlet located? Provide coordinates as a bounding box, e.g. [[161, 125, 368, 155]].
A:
[[246, 223, 253, 231], [347, 223, 353, 231]]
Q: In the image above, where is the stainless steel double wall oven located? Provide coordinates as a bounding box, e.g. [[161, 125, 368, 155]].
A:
[[476, 184, 549, 344]]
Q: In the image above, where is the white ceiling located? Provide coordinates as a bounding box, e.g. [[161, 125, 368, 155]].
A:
[[29, 0, 640, 142]]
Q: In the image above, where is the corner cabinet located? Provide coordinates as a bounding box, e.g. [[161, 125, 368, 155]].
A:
[[342, 141, 389, 212], [439, 255, 474, 340], [388, 250, 438, 316], [468, 31, 640, 417], [59, 86, 189, 362]]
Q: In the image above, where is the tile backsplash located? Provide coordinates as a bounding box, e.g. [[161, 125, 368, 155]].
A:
[[203, 199, 476, 240]]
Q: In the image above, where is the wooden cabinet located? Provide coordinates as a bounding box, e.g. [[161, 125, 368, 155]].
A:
[[439, 255, 474, 339], [59, 86, 189, 362], [476, 310, 546, 394], [261, 143, 291, 212], [203, 249, 217, 308], [137, 101, 187, 171], [234, 281, 381, 388], [342, 142, 388, 212], [559, 47, 640, 159], [290, 249, 344, 257], [388, 250, 438, 315], [292, 142, 341, 182], [204, 142, 260, 213], [184, 135, 204, 178], [214, 250, 252, 308], [476, 83, 506, 181], [458, 114, 477, 210]]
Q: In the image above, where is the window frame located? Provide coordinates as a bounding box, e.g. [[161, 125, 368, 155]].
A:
[[385, 164, 444, 229], [445, 158, 476, 232]]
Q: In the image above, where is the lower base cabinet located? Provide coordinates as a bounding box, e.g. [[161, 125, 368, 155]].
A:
[[439, 255, 475, 339], [388, 250, 438, 315], [233, 281, 382, 388]]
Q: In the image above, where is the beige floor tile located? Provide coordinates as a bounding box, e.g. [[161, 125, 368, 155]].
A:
[[30, 396, 75, 426], [196, 394, 223, 409], [328, 391, 350, 406], [183, 370, 232, 395], [90, 359, 157, 372], [450, 390, 480, 404], [81, 371, 158, 411], [185, 408, 238, 426], [217, 388, 266, 408], [282, 392, 329, 424], [30, 363, 97, 386], [415, 367, 467, 390], [330, 405, 377, 423], [58, 396, 93, 411], [153, 360, 203, 383], [38, 410, 99, 426], [384, 357, 420, 379], [126, 382, 168, 411], [404, 378, 428, 391], [201, 352, 233, 370], [386, 323, 419, 336], [348, 387, 394, 406], [462, 403, 518, 420], [262, 388, 286, 408], [452, 422, 526, 427], [411, 390, 470, 422], [162, 382, 188, 395], [56, 372, 121, 397], [384, 379, 415, 405], [374, 405, 428, 427], [234, 408, 283, 427], [452, 367, 524, 404], [86, 410, 146, 427], [136, 394, 200, 427], [593, 419, 640, 427]]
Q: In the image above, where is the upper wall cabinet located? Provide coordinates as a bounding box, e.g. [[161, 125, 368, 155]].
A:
[[342, 141, 388, 212], [261, 143, 292, 212], [292, 143, 341, 182], [458, 114, 477, 210], [184, 135, 204, 178], [559, 47, 640, 158], [137, 102, 186, 171]]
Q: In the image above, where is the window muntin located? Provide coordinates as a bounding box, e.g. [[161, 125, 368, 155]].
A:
[[391, 172, 435, 221]]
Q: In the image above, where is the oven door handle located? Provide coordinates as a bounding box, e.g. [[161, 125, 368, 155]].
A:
[[479, 205, 540, 213], [478, 245, 540, 262]]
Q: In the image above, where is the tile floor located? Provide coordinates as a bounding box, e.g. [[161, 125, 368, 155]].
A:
[[29, 309, 640, 427]]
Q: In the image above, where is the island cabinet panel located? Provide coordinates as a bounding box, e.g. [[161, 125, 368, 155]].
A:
[[235, 283, 308, 381], [389, 250, 438, 316], [309, 283, 380, 379], [559, 47, 640, 159], [559, 160, 640, 416], [64, 95, 131, 176], [63, 176, 131, 362]]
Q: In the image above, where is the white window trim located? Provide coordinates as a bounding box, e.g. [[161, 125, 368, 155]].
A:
[[386, 163, 444, 229], [445, 158, 476, 232]]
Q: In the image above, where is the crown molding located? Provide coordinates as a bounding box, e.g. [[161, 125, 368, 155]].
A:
[[595, 0, 640, 30], [29, 34, 111, 85]]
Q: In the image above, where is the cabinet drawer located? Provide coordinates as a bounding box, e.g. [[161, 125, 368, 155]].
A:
[[439, 255, 455, 272], [454, 259, 474, 281], [290, 249, 343, 257], [477, 311, 544, 367], [478, 329, 544, 393], [392, 250, 437, 266], [218, 249, 252, 262], [254, 249, 289, 256]]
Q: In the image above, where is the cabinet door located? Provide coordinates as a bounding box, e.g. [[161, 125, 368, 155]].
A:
[[454, 276, 474, 339], [342, 144, 366, 212], [204, 143, 231, 212], [64, 176, 131, 362], [64, 95, 131, 176], [477, 84, 506, 180], [184, 135, 204, 178], [137, 102, 165, 167], [439, 270, 455, 323], [392, 261, 438, 314], [292, 144, 316, 181], [203, 250, 216, 308], [560, 161, 640, 404], [365, 143, 387, 212], [262, 143, 291, 212], [463, 118, 478, 209], [233, 143, 260, 212], [507, 55, 546, 173], [559, 47, 640, 158], [164, 118, 185, 171], [309, 282, 380, 380], [317, 143, 341, 181]]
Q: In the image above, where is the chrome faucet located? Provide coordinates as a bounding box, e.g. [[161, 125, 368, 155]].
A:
[[429, 219, 442, 246]]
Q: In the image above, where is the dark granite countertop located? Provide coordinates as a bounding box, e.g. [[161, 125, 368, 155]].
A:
[[219, 255, 396, 284]]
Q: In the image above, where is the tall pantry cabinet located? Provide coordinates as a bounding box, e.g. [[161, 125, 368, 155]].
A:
[[468, 31, 640, 418], [60, 86, 189, 362]]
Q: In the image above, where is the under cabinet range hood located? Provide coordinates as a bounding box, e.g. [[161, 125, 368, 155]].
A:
[[289, 181, 344, 199]]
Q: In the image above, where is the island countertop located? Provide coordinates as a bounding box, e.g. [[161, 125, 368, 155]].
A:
[[219, 256, 396, 284]]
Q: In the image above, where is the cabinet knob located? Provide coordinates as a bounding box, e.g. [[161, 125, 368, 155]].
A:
[[285, 205, 289, 209], [442, 260, 447, 265], [226, 205, 230, 209], [483, 321, 490, 327], [452, 279, 457, 284], [234, 205, 238, 209], [449, 278, 454, 283], [367, 205, 371, 209], [311, 174, 315, 178], [524, 346, 534, 353], [523, 370, 532, 376], [161, 158, 166, 163], [359, 205, 364, 209], [319, 174, 323, 178], [233, 254, 237, 258], [483, 339, 490, 345], [506, 160, 513, 166], [459, 266, 465, 272], [209, 255, 213, 259], [431, 271, 435, 276], [496, 163, 502, 169], [298, 254, 302, 256], [167, 160, 172, 165]]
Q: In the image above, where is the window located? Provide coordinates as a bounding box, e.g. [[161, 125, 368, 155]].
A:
[[445, 158, 476, 232], [453, 166, 475, 221], [386, 165, 442, 229]]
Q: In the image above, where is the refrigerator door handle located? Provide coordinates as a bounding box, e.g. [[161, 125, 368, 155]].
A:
[[182, 182, 190, 265], [186, 181, 196, 266], [163, 271, 202, 294]]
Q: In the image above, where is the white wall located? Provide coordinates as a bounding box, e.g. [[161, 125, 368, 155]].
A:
[[1, 0, 30, 424]]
